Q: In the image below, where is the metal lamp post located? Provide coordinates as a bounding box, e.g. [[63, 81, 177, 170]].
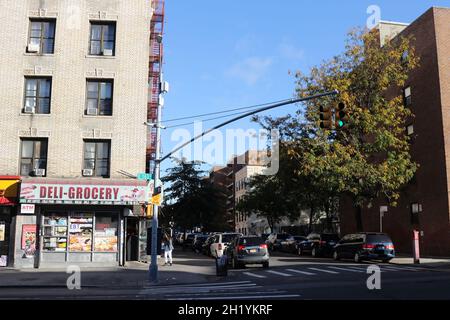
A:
[[148, 33, 164, 284]]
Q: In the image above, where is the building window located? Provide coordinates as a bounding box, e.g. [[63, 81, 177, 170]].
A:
[[410, 203, 422, 225], [406, 124, 414, 136], [83, 140, 111, 178], [89, 22, 116, 56], [86, 80, 113, 116], [24, 77, 52, 114], [28, 19, 56, 54], [20, 139, 48, 176], [403, 86, 412, 107]]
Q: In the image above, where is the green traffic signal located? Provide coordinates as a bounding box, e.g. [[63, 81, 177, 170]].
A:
[[335, 102, 348, 129]]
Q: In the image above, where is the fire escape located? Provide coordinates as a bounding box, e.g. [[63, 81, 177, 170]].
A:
[[147, 0, 165, 173]]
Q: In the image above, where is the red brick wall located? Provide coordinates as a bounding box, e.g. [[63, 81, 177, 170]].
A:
[[340, 8, 450, 257]]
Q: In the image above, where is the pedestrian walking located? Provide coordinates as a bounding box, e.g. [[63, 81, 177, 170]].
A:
[[163, 234, 174, 266]]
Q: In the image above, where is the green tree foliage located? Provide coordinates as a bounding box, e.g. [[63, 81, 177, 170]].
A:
[[239, 28, 419, 232], [161, 159, 231, 232]]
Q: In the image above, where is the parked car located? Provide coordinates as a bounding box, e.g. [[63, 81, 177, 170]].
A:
[[266, 233, 291, 251], [175, 233, 184, 246], [201, 235, 214, 256], [192, 234, 209, 253], [182, 233, 198, 250], [210, 233, 242, 258], [280, 235, 307, 253], [333, 233, 395, 263], [225, 235, 269, 269], [297, 233, 340, 257]]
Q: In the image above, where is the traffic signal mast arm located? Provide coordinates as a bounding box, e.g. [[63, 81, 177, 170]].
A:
[[160, 90, 339, 163]]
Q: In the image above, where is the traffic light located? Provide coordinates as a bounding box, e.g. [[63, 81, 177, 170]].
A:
[[335, 102, 348, 129], [319, 105, 332, 130]]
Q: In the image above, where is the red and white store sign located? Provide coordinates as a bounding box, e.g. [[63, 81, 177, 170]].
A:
[[20, 182, 147, 205]]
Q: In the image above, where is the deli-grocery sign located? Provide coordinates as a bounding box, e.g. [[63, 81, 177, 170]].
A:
[[20, 183, 147, 205]]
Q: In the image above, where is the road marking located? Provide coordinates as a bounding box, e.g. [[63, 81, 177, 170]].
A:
[[243, 272, 267, 279], [308, 267, 340, 274], [383, 265, 420, 272], [328, 266, 364, 273], [285, 269, 317, 276], [265, 270, 293, 277], [143, 280, 252, 289], [169, 294, 301, 300]]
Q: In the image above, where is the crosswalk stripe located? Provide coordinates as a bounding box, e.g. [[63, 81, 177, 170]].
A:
[[308, 267, 340, 274], [328, 266, 364, 273], [285, 269, 316, 276], [266, 270, 293, 277], [347, 266, 387, 272], [243, 272, 267, 279], [383, 265, 419, 272]]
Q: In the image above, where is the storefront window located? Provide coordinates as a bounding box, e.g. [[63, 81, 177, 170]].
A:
[[42, 212, 118, 254], [69, 213, 93, 252], [43, 214, 68, 252], [94, 214, 118, 252]]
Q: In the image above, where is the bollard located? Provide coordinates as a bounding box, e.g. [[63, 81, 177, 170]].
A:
[[413, 230, 420, 264]]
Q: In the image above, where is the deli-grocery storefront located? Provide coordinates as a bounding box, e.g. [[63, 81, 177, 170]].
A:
[[15, 178, 148, 268]]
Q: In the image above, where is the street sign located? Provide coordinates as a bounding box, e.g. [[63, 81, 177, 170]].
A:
[[137, 173, 153, 181], [21, 204, 35, 214], [150, 179, 164, 206]]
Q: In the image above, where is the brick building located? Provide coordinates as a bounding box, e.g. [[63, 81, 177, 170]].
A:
[[340, 7, 450, 257], [0, 0, 152, 267]]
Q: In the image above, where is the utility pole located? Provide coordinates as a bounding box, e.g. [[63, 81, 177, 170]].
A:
[[148, 34, 165, 284]]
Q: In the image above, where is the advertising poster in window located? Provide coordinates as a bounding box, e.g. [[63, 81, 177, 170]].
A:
[[0, 223, 5, 241], [95, 216, 118, 252], [21, 224, 37, 257], [69, 214, 93, 252]]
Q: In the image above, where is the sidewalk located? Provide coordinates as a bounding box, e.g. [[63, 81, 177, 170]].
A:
[[0, 252, 219, 289], [391, 255, 450, 269]]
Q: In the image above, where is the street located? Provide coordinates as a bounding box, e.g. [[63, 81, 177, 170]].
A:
[[1, 250, 450, 300]]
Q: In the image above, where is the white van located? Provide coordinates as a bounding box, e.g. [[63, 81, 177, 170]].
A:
[[210, 233, 242, 258]]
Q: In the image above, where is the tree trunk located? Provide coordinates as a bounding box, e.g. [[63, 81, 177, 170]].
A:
[[355, 204, 363, 232], [309, 206, 314, 234]]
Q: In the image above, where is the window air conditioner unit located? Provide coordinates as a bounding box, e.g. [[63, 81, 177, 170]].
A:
[[160, 81, 169, 94], [103, 49, 113, 56], [82, 169, 94, 177], [27, 43, 40, 53], [86, 108, 97, 116], [24, 106, 35, 114], [34, 169, 45, 176]]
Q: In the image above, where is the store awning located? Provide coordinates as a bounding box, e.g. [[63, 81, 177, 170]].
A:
[[19, 178, 149, 206], [0, 176, 21, 206]]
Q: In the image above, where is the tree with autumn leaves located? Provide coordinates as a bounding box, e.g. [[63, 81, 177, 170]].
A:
[[238, 28, 420, 232]]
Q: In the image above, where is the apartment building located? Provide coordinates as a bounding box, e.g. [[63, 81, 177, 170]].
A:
[[340, 7, 450, 257], [0, 0, 152, 268]]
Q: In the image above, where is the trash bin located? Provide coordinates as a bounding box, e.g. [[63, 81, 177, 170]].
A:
[[216, 254, 228, 277]]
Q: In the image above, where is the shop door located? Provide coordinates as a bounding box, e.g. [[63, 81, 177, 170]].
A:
[[125, 217, 139, 261]]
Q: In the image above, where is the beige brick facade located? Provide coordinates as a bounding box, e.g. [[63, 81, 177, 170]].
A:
[[0, 0, 151, 179]]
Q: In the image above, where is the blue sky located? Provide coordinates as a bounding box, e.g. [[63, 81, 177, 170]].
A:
[[160, 0, 449, 174]]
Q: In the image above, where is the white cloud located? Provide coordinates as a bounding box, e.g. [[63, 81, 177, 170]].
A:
[[279, 42, 305, 61], [226, 57, 273, 85]]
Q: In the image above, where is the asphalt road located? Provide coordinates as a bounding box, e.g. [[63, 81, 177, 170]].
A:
[[1, 251, 450, 300]]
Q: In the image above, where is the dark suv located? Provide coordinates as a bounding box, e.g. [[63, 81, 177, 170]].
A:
[[266, 233, 291, 251], [333, 233, 395, 263], [297, 233, 340, 257], [226, 236, 270, 269]]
